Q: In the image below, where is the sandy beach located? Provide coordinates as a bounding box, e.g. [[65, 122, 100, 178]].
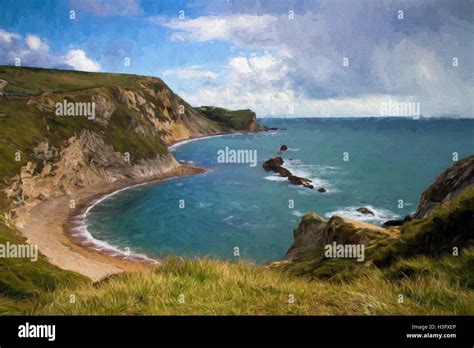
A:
[[12, 130, 263, 281], [14, 165, 205, 281]]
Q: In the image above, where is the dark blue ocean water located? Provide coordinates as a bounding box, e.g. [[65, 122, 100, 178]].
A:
[[85, 118, 474, 263]]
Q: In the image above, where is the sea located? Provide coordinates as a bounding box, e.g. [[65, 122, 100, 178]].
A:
[[83, 118, 474, 263]]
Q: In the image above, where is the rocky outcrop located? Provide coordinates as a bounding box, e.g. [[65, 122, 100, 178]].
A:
[[283, 156, 474, 269], [383, 216, 412, 227], [415, 155, 474, 218], [262, 156, 284, 171], [262, 156, 314, 189], [356, 207, 374, 216], [284, 212, 398, 262], [288, 175, 314, 189], [280, 144, 288, 151]]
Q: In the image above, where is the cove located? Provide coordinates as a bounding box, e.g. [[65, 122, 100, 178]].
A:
[[84, 118, 474, 263]]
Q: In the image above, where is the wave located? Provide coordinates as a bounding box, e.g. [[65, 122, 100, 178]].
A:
[[324, 205, 400, 224], [169, 132, 245, 150], [282, 162, 332, 190], [263, 175, 287, 182], [69, 182, 159, 263], [290, 210, 305, 217]]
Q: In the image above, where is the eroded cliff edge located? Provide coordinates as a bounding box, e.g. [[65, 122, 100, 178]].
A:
[[278, 156, 474, 279], [0, 66, 260, 219]]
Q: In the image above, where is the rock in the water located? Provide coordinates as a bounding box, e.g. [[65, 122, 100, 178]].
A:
[[288, 175, 313, 189], [318, 187, 326, 193], [356, 207, 374, 216], [262, 156, 284, 172], [262, 156, 313, 188], [275, 166, 292, 177], [280, 144, 288, 151], [262, 156, 291, 177], [262, 126, 279, 131]]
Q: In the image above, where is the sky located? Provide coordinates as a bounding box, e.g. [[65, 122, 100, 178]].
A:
[[0, 0, 473, 117]]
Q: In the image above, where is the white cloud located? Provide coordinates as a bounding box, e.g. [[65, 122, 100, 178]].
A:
[[64, 49, 101, 72], [25, 34, 49, 51], [0, 29, 20, 43], [163, 65, 218, 79], [153, 14, 278, 43], [175, 52, 427, 117], [228, 54, 289, 84], [0, 28, 101, 72], [158, 6, 474, 117]]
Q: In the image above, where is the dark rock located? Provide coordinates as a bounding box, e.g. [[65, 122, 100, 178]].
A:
[[280, 144, 288, 151], [275, 166, 292, 177], [383, 219, 404, 227], [262, 156, 313, 189], [415, 155, 474, 218], [356, 207, 374, 216], [317, 187, 326, 193], [262, 156, 284, 172], [288, 175, 313, 188], [384, 215, 413, 227]]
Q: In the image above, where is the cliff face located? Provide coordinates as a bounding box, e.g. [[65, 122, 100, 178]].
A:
[[0, 67, 259, 217], [415, 155, 474, 218], [282, 157, 474, 275]]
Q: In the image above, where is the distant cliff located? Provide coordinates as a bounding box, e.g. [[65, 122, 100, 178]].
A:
[[0, 66, 260, 217]]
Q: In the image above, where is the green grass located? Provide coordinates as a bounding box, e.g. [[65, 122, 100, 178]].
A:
[[0, 221, 88, 303], [197, 106, 258, 131], [0, 251, 472, 315], [373, 186, 474, 267], [0, 66, 146, 94]]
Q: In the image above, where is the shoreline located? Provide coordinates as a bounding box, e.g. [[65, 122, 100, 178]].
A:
[[13, 130, 254, 281], [15, 165, 205, 281]]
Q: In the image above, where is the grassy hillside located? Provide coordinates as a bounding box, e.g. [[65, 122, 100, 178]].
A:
[[197, 106, 259, 131], [0, 66, 142, 94], [0, 250, 472, 315], [0, 221, 88, 301]]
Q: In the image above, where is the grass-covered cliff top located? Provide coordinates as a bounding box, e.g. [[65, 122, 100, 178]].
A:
[[197, 106, 259, 131], [0, 66, 152, 94]]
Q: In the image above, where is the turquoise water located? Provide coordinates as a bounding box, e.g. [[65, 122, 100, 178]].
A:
[[85, 118, 474, 263]]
